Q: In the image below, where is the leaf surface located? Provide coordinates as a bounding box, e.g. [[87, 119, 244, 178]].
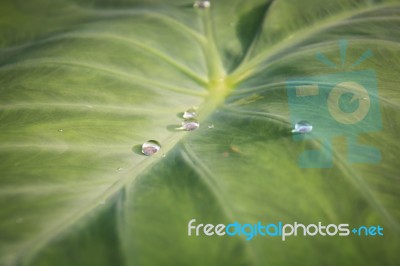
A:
[[0, 0, 400, 265]]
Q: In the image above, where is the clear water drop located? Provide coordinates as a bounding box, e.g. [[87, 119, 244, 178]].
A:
[[183, 107, 197, 119], [15, 218, 23, 224], [181, 119, 200, 131], [193, 0, 210, 9], [208, 124, 214, 129], [292, 121, 313, 133], [142, 140, 161, 156], [58, 129, 63, 132], [116, 167, 123, 171]]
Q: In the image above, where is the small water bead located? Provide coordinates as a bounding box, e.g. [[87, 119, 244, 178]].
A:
[[58, 129, 63, 132], [292, 121, 313, 133], [193, 0, 210, 9], [208, 124, 214, 129], [183, 107, 197, 119], [182, 119, 200, 131], [142, 140, 161, 156]]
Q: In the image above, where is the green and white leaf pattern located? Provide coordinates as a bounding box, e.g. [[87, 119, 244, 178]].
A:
[[1, 0, 399, 265]]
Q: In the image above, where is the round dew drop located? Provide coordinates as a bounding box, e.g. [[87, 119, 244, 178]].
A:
[[292, 121, 313, 133], [183, 107, 197, 119], [193, 0, 210, 9], [142, 140, 161, 156], [182, 119, 200, 131]]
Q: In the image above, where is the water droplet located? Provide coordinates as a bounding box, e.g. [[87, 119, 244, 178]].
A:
[[292, 121, 313, 133], [183, 107, 197, 119], [208, 124, 214, 129], [193, 0, 210, 9], [229, 22, 235, 27], [15, 218, 23, 224], [162, 154, 166, 158], [142, 140, 161, 156], [58, 129, 63, 132], [99, 200, 106, 205], [181, 119, 200, 131], [116, 167, 123, 171]]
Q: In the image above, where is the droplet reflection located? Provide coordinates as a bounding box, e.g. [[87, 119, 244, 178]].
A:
[[181, 119, 200, 131], [292, 121, 313, 133], [183, 107, 197, 119], [142, 140, 161, 156], [193, 0, 210, 9]]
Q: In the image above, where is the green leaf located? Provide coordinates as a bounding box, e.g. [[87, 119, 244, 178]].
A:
[[1, 0, 400, 265]]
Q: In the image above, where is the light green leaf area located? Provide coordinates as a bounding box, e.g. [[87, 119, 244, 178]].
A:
[[1, 0, 400, 265]]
